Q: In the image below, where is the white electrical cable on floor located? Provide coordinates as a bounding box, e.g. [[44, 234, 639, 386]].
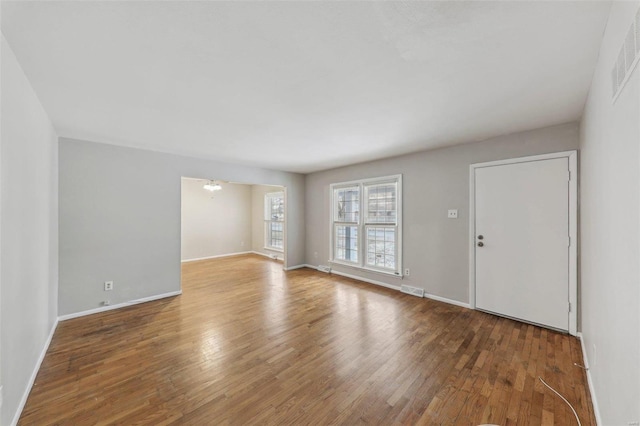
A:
[[538, 376, 581, 426]]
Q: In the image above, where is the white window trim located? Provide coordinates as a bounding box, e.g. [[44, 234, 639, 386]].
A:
[[264, 191, 285, 252], [329, 174, 402, 277]]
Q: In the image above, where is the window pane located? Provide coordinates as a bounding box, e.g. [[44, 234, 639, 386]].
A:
[[331, 176, 400, 273], [335, 225, 358, 263], [266, 221, 284, 249], [365, 226, 396, 269], [270, 222, 283, 248], [264, 192, 284, 250], [335, 187, 360, 223], [365, 183, 396, 224], [266, 193, 284, 221]]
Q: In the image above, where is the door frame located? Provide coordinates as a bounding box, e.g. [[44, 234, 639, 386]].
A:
[[468, 151, 578, 336]]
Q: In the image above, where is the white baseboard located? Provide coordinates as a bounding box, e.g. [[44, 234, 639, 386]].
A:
[[301, 264, 318, 270], [308, 265, 470, 310], [251, 250, 273, 259], [58, 291, 182, 321], [11, 318, 59, 426], [181, 251, 252, 263], [423, 292, 471, 309], [251, 250, 283, 261], [283, 264, 309, 271], [329, 269, 401, 291], [577, 332, 601, 425]]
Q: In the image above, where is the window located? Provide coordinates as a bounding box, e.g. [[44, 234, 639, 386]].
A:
[[265, 192, 284, 251], [330, 175, 402, 276], [334, 186, 359, 263]]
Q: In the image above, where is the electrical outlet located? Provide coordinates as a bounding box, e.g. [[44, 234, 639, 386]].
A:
[[104, 281, 113, 291], [103, 300, 110, 306], [404, 268, 410, 276], [448, 209, 458, 219], [314, 251, 318, 259]]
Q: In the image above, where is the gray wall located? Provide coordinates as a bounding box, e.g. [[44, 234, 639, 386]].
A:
[[305, 122, 579, 304], [1, 35, 59, 426], [59, 138, 305, 316], [251, 184, 285, 260], [579, 1, 640, 424], [181, 179, 252, 261]]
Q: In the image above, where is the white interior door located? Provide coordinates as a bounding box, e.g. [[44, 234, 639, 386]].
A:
[[474, 158, 569, 331]]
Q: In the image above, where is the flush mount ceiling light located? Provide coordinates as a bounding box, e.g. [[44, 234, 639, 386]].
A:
[[203, 180, 222, 192]]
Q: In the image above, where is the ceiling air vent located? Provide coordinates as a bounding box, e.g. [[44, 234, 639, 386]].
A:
[[612, 6, 640, 101]]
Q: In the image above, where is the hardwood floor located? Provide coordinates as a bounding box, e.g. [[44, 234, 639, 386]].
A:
[[20, 254, 595, 425]]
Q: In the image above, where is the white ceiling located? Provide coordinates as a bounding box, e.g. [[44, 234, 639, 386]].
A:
[[1, 1, 610, 173]]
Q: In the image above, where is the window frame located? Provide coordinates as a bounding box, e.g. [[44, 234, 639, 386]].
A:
[[264, 191, 285, 252], [329, 175, 402, 277], [332, 185, 360, 265]]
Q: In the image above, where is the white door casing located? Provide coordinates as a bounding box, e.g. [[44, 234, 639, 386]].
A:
[[469, 151, 578, 335]]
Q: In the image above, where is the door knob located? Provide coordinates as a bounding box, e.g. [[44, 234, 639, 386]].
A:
[[477, 242, 484, 247], [477, 235, 484, 240]]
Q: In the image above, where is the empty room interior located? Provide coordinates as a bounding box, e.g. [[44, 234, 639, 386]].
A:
[[1, 1, 639, 425]]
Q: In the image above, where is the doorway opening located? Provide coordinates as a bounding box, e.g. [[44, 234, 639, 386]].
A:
[[180, 177, 286, 290]]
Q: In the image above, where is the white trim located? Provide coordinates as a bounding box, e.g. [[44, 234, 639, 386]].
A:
[[264, 191, 285, 255], [329, 174, 403, 277], [313, 266, 471, 310], [252, 250, 272, 258], [11, 318, 59, 426], [251, 250, 284, 261], [577, 332, 601, 425], [282, 186, 288, 270], [469, 164, 476, 309], [299, 264, 319, 270], [58, 291, 182, 321], [329, 174, 402, 188], [329, 259, 402, 278], [330, 269, 401, 291], [283, 264, 309, 271], [567, 152, 578, 336], [470, 150, 577, 169], [262, 247, 284, 253], [181, 251, 252, 263], [423, 292, 471, 309], [329, 259, 403, 279], [469, 150, 578, 336]]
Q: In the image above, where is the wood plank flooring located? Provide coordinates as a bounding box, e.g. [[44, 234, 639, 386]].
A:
[[19, 254, 595, 425]]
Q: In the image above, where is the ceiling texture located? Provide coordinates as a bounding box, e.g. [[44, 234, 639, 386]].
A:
[[1, 1, 611, 173]]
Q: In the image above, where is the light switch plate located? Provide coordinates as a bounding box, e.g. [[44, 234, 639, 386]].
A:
[[448, 209, 458, 219]]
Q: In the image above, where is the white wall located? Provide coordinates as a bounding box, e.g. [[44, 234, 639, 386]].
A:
[[579, 2, 640, 424], [1, 35, 59, 426], [59, 138, 305, 316], [251, 184, 285, 260], [181, 179, 251, 261], [305, 123, 579, 304]]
